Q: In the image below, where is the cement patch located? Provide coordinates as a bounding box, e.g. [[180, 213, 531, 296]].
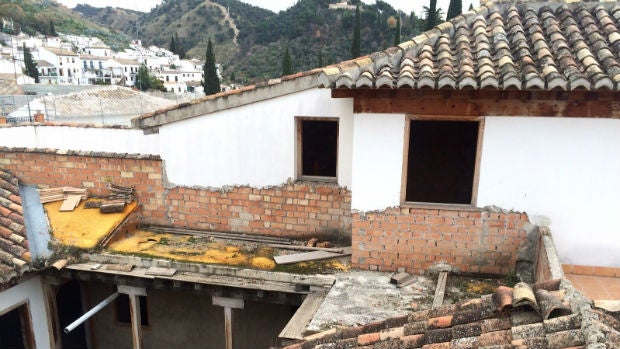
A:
[[306, 271, 433, 332]]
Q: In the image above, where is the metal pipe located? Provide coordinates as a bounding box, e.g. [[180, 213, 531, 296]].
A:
[[64, 292, 119, 334]]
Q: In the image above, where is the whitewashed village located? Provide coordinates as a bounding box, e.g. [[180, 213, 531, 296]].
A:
[[1, 18, 219, 125], [1, 0, 620, 348]]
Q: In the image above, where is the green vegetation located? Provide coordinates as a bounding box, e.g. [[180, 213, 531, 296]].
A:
[[446, 0, 462, 20], [282, 45, 292, 75], [23, 43, 39, 83], [393, 15, 401, 46], [202, 38, 221, 95], [135, 65, 165, 92], [351, 5, 361, 58], [424, 0, 444, 31]]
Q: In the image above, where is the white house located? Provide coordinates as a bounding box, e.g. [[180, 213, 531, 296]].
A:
[[37, 46, 81, 85]]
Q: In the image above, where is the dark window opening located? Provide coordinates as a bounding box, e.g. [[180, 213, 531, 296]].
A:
[[406, 120, 479, 204], [0, 305, 32, 349], [116, 294, 148, 326], [300, 120, 338, 178], [56, 280, 87, 349]]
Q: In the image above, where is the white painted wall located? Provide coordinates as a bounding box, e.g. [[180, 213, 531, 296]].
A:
[[348, 115, 620, 267], [478, 117, 620, 268], [159, 89, 354, 188], [350, 114, 406, 212], [0, 126, 159, 155], [0, 276, 52, 348]]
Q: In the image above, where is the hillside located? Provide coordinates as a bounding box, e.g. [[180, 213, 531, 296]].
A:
[[73, 4, 141, 35], [0, 0, 130, 50], [6, 0, 429, 84]]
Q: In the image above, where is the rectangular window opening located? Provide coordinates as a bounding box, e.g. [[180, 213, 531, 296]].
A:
[[116, 294, 148, 326], [298, 119, 338, 180], [405, 120, 479, 205]]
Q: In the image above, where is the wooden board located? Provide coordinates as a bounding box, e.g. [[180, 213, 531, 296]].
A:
[[59, 195, 82, 212], [274, 247, 352, 265], [432, 271, 448, 309], [279, 291, 329, 340], [145, 266, 177, 277]]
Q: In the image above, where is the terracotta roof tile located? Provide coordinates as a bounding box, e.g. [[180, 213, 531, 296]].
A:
[[322, 1, 620, 91], [0, 169, 30, 285], [279, 278, 620, 348]]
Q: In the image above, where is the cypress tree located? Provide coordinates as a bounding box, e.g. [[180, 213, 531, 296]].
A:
[[175, 33, 186, 59], [169, 34, 176, 54], [23, 43, 39, 83], [446, 0, 462, 20], [351, 5, 361, 58], [317, 49, 323, 67], [393, 15, 401, 46], [202, 38, 220, 95], [469, 3, 474, 11], [282, 46, 292, 76], [49, 20, 57, 36]]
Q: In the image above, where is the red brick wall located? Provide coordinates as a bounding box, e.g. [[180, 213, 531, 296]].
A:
[[0, 149, 351, 237], [352, 207, 529, 275]]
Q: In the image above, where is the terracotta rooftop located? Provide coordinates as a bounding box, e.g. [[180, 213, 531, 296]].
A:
[[318, 0, 620, 91], [0, 169, 30, 285], [282, 279, 620, 349]]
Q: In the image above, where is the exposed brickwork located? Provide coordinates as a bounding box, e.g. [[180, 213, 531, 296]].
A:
[[352, 207, 529, 275], [0, 149, 351, 238], [165, 185, 351, 236]]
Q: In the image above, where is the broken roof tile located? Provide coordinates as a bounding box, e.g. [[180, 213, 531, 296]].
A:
[[280, 279, 620, 349]]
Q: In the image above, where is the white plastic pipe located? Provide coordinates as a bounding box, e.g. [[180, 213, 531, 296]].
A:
[[64, 292, 119, 334]]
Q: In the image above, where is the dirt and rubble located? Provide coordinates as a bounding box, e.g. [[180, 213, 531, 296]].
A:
[[306, 271, 510, 333]]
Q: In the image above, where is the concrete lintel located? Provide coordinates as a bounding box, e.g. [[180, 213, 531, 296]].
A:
[[118, 285, 147, 297], [133, 75, 318, 129], [213, 296, 244, 309], [85, 253, 336, 288]]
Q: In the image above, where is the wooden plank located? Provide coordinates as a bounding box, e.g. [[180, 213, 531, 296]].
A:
[[268, 244, 345, 253], [144, 266, 177, 277], [274, 247, 352, 265], [279, 292, 328, 340], [59, 195, 82, 212], [432, 271, 448, 309]]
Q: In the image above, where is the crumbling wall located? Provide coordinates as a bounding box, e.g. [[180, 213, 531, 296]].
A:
[[351, 206, 529, 275], [0, 148, 351, 238]]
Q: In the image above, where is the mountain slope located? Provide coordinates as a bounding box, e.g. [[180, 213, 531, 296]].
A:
[[0, 0, 130, 50]]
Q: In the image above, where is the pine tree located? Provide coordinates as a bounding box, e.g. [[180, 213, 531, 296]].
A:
[[446, 0, 462, 20], [393, 15, 401, 46], [351, 5, 361, 59], [282, 46, 292, 75], [202, 38, 220, 95], [23, 43, 39, 83]]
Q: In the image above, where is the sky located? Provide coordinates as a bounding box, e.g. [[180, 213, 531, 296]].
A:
[[56, 0, 481, 17]]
